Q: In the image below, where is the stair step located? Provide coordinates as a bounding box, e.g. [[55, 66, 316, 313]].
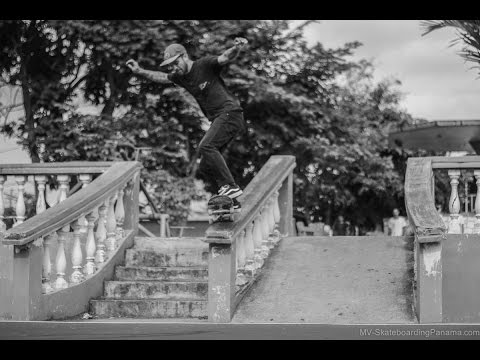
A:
[[125, 248, 208, 267], [104, 281, 208, 300], [115, 266, 208, 281], [90, 299, 207, 319], [133, 237, 208, 251]]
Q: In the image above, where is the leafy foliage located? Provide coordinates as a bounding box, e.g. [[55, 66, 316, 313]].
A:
[[0, 20, 421, 229]]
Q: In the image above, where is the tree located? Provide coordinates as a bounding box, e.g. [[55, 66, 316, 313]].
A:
[[286, 61, 415, 229], [0, 20, 418, 228], [0, 20, 86, 161]]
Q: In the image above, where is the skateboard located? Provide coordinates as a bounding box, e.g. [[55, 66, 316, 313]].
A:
[[207, 195, 236, 224]]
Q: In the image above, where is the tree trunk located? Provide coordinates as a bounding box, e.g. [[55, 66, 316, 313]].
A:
[[326, 201, 333, 225], [101, 97, 116, 118], [101, 67, 118, 118]]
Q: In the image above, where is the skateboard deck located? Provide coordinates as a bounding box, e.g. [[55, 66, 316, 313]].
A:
[[208, 195, 235, 224]]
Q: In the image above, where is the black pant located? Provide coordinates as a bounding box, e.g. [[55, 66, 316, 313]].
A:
[[198, 110, 245, 191]]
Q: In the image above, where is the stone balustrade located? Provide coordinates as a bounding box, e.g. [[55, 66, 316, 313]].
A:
[[434, 168, 480, 235], [203, 155, 296, 323], [234, 189, 282, 291], [0, 162, 113, 230], [0, 161, 142, 320], [405, 155, 480, 323]]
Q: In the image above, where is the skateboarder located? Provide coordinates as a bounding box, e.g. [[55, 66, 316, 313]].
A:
[[126, 37, 248, 210]]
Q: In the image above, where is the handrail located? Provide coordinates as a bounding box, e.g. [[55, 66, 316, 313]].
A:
[[405, 157, 447, 243], [2, 161, 142, 246], [430, 155, 480, 169], [0, 162, 112, 175], [204, 155, 296, 243]]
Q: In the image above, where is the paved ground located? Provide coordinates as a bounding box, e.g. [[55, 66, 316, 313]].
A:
[[3, 321, 480, 340], [232, 236, 416, 324]]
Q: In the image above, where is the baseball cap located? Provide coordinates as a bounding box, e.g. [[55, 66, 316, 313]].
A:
[[160, 44, 187, 67]]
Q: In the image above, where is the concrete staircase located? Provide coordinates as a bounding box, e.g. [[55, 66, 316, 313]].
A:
[[90, 237, 209, 319]]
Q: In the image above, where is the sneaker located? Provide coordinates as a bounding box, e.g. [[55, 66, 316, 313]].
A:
[[232, 198, 242, 212], [218, 184, 243, 199]]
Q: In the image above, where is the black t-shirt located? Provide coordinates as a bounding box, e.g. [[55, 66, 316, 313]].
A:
[[167, 55, 242, 121]]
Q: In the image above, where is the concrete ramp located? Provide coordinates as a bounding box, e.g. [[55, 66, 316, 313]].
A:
[[232, 236, 416, 324]]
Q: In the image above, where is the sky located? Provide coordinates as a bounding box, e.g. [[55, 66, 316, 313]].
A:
[[2, 20, 480, 163], [298, 20, 480, 121]]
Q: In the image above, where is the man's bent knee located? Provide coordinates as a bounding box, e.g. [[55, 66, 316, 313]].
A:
[[199, 141, 217, 155]]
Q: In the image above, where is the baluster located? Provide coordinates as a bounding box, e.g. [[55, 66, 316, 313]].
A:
[[35, 175, 47, 214], [106, 192, 118, 255], [272, 190, 281, 242], [95, 202, 107, 263], [464, 174, 474, 233], [236, 229, 246, 271], [236, 230, 248, 287], [273, 190, 281, 225], [14, 176, 26, 226], [78, 174, 93, 233], [42, 234, 54, 293], [0, 175, 5, 232], [57, 175, 70, 202], [55, 175, 70, 290], [36, 175, 49, 285], [464, 175, 470, 214], [448, 170, 462, 234], [268, 196, 280, 246], [474, 170, 480, 234], [35, 175, 53, 293], [265, 199, 275, 249], [268, 197, 275, 232], [55, 228, 69, 290], [244, 222, 256, 277], [70, 219, 85, 284], [84, 212, 97, 276], [115, 186, 125, 239], [252, 214, 264, 269], [260, 208, 271, 257]]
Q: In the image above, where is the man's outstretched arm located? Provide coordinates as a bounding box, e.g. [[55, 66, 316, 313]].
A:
[[217, 37, 249, 65], [126, 59, 171, 84]]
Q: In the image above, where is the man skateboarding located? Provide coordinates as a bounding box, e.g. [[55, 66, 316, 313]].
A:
[[126, 37, 248, 211]]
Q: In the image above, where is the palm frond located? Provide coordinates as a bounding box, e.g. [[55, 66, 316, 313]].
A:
[[420, 20, 464, 36], [421, 20, 480, 74]]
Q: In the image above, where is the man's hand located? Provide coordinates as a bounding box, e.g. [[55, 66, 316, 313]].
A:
[[234, 37, 248, 49], [126, 59, 141, 74], [217, 38, 248, 65]]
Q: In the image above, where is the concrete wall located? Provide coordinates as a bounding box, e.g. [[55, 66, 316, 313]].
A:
[[0, 244, 13, 319], [442, 234, 480, 322]]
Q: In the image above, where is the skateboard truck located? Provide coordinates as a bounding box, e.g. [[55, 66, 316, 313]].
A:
[[207, 195, 236, 224]]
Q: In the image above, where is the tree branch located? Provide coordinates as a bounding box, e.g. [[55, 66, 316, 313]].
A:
[[68, 73, 89, 93], [0, 103, 24, 112], [0, 102, 23, 127], [67, 48, 87, 91]]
